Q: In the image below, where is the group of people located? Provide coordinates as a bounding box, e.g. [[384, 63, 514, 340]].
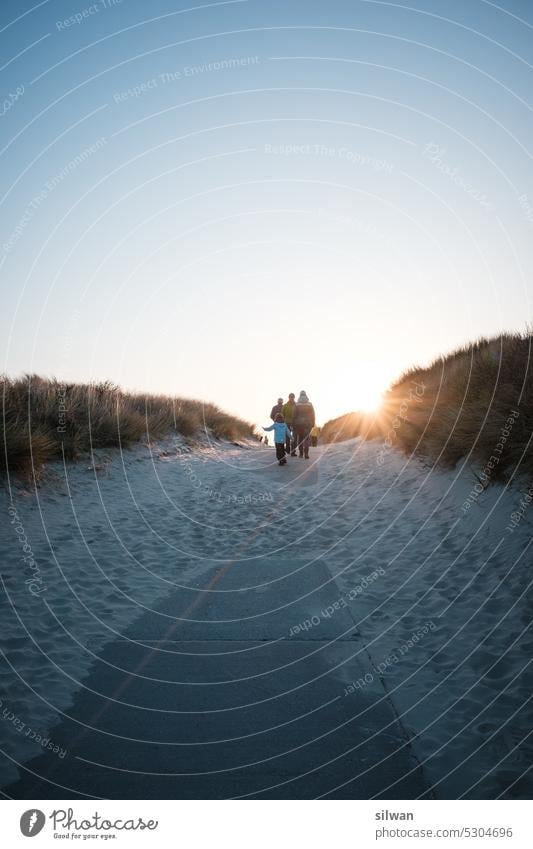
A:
[[263, 391, 319, 465]]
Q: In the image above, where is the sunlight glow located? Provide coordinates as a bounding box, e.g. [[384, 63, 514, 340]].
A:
[[311, 362, 392, 426], [353, 381, 385, 413], [349, 366, 390, 414]]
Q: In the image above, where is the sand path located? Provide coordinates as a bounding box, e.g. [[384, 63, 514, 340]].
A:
[[1, 437, 531, 798]]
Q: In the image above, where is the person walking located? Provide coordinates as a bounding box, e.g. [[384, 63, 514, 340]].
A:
[[270, 397, 284, 421], [263, 414, 292, 465], [293, 391, 316, 459], [282, 392, 297, 456]]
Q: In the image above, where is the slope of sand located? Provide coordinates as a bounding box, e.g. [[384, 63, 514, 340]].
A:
[[0, 435, 531, 797]]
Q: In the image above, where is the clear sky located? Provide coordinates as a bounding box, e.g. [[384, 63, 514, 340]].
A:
[[1, 0, 533, 426]]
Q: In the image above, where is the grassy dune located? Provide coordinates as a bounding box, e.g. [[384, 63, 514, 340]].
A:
[[1, 376, 253, 476], [321, 331, 533, 480]]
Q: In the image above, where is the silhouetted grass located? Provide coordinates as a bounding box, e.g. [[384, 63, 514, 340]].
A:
[[1, 376, 253, 476], [321, 330, 533, 480]]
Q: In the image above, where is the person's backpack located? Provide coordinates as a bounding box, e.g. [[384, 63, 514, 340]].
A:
[[294, 402, 315, 429]]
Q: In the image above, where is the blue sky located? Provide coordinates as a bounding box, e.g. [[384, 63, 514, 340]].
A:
[[1, 0, 533, 425]]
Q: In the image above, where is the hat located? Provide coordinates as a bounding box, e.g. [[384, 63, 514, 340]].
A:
[[298, 391, 309, 403]]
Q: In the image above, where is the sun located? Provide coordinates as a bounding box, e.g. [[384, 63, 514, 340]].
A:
[[311, 362, 390, 424], [352, 375, 386, 413], [354, 385, 384, 413]]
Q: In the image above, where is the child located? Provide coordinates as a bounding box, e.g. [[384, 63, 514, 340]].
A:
[[310, 425, 320, 447], [263, 414, 292, 465]]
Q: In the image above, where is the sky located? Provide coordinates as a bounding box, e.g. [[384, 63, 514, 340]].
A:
[[1, 0, 533, 427]]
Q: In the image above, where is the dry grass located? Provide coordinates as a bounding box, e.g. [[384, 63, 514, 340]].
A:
[[1, 375, 253, 477], [321, 330, 533, 480]]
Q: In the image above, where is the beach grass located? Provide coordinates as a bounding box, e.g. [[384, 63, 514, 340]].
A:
[[1, 375, 254, 476], [321, 330, 533, 479]]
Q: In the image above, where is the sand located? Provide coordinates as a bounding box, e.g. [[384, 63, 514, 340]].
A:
[[1, 434, 531, 797]]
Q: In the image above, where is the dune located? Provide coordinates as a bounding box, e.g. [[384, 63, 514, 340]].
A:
[[321, 330, 533, 482]]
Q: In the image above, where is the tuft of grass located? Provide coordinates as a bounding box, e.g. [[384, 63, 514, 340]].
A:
[[1, 376, 253, 478], [202, 402, 251, 441], [321, 330, 533, 481]]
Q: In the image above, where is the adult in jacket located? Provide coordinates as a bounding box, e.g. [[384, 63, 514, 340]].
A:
[[282, 393, 296, 455], [293, 391, 316, 459], [270, 397, 284, 421]]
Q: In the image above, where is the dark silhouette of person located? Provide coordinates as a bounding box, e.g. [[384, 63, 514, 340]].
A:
[[293, 391, 316, 459]]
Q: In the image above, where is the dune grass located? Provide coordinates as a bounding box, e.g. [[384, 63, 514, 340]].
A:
[[1, 375, 254, 476], [321, 330, 533, 480]]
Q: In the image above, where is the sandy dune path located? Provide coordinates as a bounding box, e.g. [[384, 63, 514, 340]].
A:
[[1, 437, 531, 798]]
